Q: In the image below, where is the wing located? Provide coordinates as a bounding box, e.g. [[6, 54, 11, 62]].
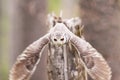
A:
[[9, 33, 50, 80], [70, 35, 112, 80]]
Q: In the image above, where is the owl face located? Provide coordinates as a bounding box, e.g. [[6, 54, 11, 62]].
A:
[[50, 31, 67, 46]]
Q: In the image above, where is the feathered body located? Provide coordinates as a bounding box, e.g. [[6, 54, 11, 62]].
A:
[[47, 21, 88, 80]]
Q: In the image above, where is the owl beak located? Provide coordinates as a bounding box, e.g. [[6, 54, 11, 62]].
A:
[[57, 43, 63, 47]]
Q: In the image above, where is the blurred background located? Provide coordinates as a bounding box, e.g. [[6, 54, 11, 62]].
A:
[[0, 0, 120, 80]]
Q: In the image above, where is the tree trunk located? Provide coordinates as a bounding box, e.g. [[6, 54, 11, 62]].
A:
[[10, 0, 47, 80], [80, 0, 120, 80]]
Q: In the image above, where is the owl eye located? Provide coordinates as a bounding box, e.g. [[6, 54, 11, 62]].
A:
[[60, 38, 64, 41], [54, 38, 57, 41]]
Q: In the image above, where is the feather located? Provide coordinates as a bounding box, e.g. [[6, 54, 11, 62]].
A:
[[70, 35, 112, 80], [9, 33, 50, 80]]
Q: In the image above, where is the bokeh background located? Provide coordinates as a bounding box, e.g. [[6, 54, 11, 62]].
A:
[[0, 0, 120, 80]]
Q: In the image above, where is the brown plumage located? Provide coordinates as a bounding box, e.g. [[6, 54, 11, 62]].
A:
[[9, 34, 50, 80], [9, 15, 111, 80]]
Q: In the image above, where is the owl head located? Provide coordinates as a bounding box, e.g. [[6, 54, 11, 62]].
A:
[[50, 31, 67, 47]]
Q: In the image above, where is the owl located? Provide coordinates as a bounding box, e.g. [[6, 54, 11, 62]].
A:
[[9, 19, 111, 80]]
